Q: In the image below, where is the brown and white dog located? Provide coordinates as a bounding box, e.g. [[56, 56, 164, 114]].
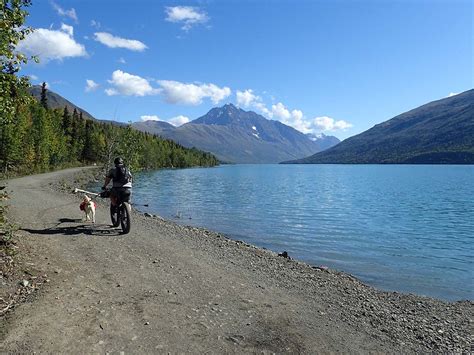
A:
[[80, 195, 96, 223]]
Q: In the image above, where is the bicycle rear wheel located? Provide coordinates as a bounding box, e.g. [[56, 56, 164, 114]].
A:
[[120, 202, 131, 234]]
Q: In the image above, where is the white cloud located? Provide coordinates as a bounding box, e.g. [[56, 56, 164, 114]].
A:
[[16, 26, 87, 62], [313, 116, 353, 131], [106, 70, 160, 96], [165, 6, 209, 31], [157, 80, 231, 105], [236, 89, 272, 117], [236, 89, 259, 107], [105, 70, 230, 104], [140, 114, 190, 127], [271, 102, 311, 133], [29, 74, 39, 81], [60, 23, 73, 36], [118, 57, 126, 64], [140, 115, 161, 121], [169, 115, 190, 126], [271, 102, 291, 120], [448, 92, 459, 97], [51, 1, 78, 22], [94, 32, 147, 52], [85, 79, 99, 92]]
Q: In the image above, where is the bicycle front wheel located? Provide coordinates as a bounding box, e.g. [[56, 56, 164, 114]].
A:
[[120, 202, 131, 234]]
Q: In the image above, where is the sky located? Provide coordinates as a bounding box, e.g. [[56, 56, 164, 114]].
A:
[[17, 0, 473, 140]]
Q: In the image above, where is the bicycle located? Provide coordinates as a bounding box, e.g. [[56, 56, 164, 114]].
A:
[[101, 189, 132, 234]]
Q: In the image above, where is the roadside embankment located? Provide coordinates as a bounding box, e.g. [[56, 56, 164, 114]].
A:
[[0, 167, 472, 353]]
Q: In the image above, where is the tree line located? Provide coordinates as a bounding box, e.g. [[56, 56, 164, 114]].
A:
[[0, 83, 219, 176]]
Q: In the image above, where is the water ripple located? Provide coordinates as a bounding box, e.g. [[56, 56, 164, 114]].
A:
[[129, 164, 474, 301]]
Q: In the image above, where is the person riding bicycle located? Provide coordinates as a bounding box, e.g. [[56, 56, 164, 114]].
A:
[[102, 157, 132, 206]]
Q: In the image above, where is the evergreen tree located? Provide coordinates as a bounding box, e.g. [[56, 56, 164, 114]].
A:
[[62, 106, 71, 134], [40, 81, 48, 109]]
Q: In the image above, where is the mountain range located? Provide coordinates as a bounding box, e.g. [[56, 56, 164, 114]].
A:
[[29, 86, 340, 164], [284, 89, 474, 164], [132, 104, 339, 163]]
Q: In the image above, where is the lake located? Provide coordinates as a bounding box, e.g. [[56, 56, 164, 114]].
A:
[[130, 164, 473, 301]]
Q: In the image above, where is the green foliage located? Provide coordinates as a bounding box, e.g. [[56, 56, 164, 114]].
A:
[[0, 0, 35, 173], [1, 98, 219, 176]]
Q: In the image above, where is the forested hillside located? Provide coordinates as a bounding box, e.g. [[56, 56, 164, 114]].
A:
[[1, 84, 218, 176], [283, 90, 474, 164]]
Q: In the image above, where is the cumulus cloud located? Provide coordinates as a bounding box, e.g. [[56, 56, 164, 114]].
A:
[[236, 89, 272, 117], [51, 1, 78, 22], [140, 115, 161, 121], [236, 89, 259, 107], [60, 23, 73, 36], [105, 70, 230, 105], [85, 79, 99, 92], [16, 26, 87, 62], [271, 102, 291, 120], [270, 102, 310, 133], [313, 116, 353, 131], [94, 32, 147, 51], [169, 115, 190, 126], [140, 114, 190, 127], [105, 70, 160, 96], [165, 6, 209, 31], [157, 80, 231, 105]]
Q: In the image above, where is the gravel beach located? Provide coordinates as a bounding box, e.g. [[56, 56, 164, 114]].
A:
[[1, 167, 472, 353]]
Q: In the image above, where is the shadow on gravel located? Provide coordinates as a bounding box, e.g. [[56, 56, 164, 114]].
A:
[[58, 218, 82, 223], [22, 222, 122, 237]]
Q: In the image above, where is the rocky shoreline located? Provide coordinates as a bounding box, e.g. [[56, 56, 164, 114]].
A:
[[1, 167, 472, 353]]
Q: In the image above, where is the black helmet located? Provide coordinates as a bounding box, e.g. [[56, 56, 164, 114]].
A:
[[114, 157, 123, 166]]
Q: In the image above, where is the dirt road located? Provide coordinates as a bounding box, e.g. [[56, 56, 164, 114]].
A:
[[0, 168, 471, 353]]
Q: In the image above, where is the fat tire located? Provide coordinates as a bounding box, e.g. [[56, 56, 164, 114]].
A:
[[120, 202, 131, 234]]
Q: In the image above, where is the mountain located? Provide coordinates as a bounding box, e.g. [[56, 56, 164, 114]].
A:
[[132, 120, 176, 136], [306, 133, 341, 151], [132, 104, 340, 163], [283, 90, 474, 164], [29, 85, 96, 121]]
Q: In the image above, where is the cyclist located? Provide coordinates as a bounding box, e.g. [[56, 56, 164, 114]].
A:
[[102, 157, 132, 206]]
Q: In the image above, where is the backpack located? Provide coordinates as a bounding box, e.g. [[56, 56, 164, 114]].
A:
[[114, 165, 130, 185]]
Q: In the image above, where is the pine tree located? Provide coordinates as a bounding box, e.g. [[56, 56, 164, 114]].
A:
[[62, 106, 71, 133], [40, 81, 48, 109]]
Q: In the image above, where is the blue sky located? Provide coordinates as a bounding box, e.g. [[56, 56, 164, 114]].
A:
[[18, 0, 473, 140]]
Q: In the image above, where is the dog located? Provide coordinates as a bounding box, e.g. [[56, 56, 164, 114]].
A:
[[80, 195, 96, 223]]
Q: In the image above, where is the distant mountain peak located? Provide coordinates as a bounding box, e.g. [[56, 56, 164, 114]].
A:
[[133, 102, 341, 163]]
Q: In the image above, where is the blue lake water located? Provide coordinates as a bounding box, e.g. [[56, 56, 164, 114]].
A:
[[130, 164, 473, 301]]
